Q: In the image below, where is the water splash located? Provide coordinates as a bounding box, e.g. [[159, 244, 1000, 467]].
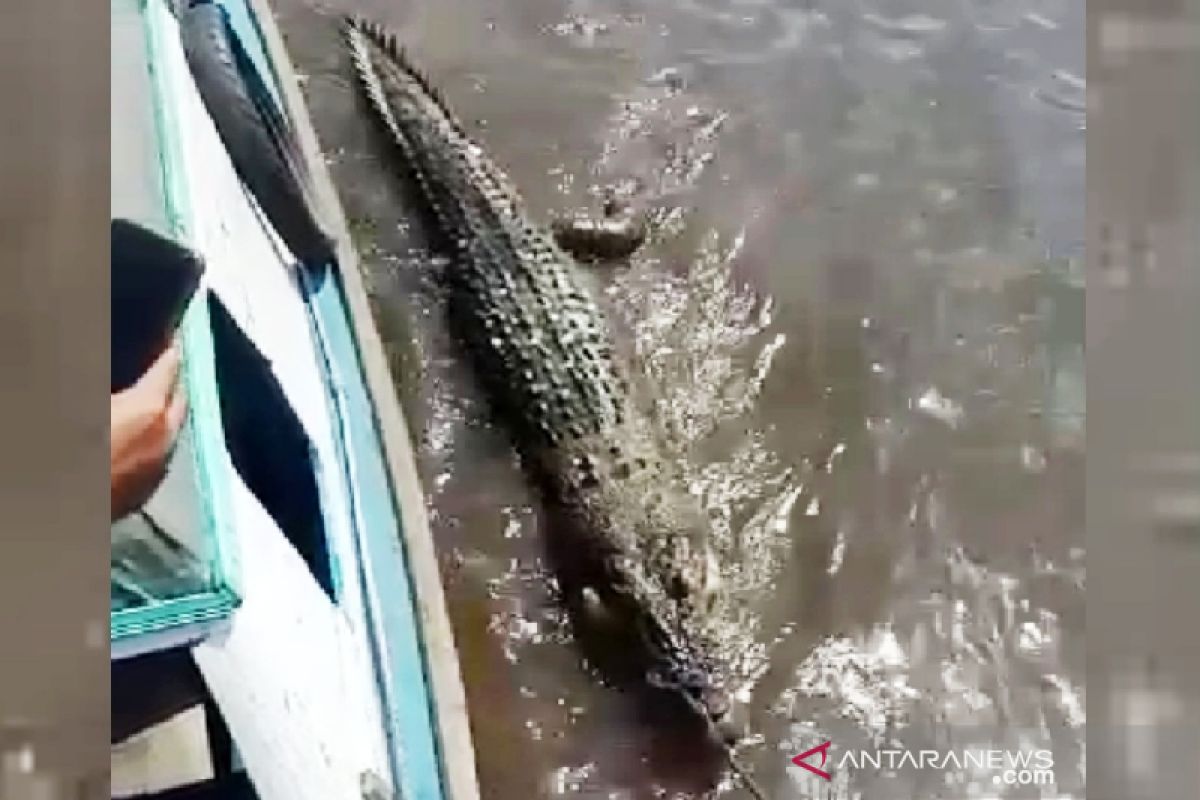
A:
[[606, 226, 802, 691]]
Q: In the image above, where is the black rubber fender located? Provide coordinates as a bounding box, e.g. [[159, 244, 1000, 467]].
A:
[[179, 0, 335, 266]]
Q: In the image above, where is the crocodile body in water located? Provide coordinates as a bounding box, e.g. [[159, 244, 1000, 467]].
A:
[[343, 17, 761, 791]]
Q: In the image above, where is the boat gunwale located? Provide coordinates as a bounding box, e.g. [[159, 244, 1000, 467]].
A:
[[239, 1, 483, 798]]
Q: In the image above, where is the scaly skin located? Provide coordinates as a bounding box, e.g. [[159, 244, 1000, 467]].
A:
[[343, 16, 742, 747]]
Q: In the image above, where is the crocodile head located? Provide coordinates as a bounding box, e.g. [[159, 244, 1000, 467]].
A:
[[648, 653, 743, 746], [568, 507, 744, 749], [655, 604, 745, 747]]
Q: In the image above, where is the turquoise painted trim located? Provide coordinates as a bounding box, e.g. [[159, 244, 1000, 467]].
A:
[[112, 589, 240, 640], [301, 269, 448, 800], [111, 0, 242, 644], [141, 0, 187, 237], [112, 610, 237, 662], [218, 0, 284, 113], [221, 2, 450, 795]]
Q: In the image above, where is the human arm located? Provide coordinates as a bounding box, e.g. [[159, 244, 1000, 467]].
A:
[[110, 341, 188, 521]]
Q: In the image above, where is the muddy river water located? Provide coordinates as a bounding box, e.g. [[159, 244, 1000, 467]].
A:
[[272, 0, 1085, 796]]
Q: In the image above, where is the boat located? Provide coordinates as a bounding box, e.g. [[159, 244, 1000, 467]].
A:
[[109, 1, 480, 798]]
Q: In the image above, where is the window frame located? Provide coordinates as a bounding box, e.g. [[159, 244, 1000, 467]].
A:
[[110, 0, 241, 650]]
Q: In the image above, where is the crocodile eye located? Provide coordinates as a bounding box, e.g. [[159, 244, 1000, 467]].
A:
[[701, 685, 730, 720], [675, 666, 709, 698], [576, 455, 599, 489]]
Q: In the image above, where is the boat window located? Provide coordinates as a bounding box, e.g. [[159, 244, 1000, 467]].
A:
[[206, 296, 335, 597], [111, 0, 239, 654]]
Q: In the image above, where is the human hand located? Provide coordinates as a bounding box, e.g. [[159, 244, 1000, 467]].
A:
[[111, 341, 188, 521]]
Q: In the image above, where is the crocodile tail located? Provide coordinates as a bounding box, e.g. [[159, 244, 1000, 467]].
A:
[[342, 15, 466, 140], [343, 15, 406, 146], [343, 13, 530, 243]]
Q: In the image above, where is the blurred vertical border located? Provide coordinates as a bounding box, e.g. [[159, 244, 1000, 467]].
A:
[[0, 0, 110, 798], [1089, 0, 1200, 797]]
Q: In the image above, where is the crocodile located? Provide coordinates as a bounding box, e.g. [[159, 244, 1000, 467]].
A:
[[343, 17, 763, 795]]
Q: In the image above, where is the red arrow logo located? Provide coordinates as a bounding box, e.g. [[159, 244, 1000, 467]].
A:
[[791, 740, 832, 781]]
